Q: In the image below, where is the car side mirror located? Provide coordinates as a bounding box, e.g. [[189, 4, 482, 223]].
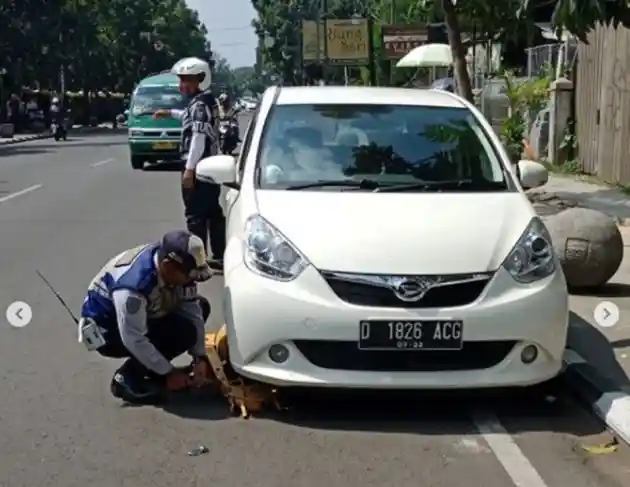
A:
[[196, 155, 239, 189], [518, 160, 548, 190]]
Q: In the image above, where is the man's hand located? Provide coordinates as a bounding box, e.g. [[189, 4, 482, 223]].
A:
[[190, 356, 210, 387], [153, 109, 170, 119], [165, 368, 190, 391], [182, 169, 195, 188]]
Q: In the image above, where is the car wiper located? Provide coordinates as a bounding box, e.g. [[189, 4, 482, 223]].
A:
[[373, 179, 507, 192], [285, 179, 382, 190]]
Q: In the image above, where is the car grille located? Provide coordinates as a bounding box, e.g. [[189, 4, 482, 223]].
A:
[[137, 130, 181, 138], [294, 340, 516, 372], [321, 272, 492, 308]]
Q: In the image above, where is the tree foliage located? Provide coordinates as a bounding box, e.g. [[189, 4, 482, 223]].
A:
[[0, 0, 214, 93], [251, 0, 630, 99]]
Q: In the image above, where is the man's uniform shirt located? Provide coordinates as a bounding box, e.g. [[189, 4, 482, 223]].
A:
[[80, 244, 205, 375], [180, 92, 220, 170]]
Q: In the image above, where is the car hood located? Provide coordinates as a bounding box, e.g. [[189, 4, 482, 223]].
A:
[[255, 191, 535, 274]]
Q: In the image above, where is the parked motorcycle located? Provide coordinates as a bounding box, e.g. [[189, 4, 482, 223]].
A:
[[219, 115, 240, 155]]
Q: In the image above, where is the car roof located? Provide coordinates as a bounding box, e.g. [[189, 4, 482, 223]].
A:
[[274, 86, 466, 108], [137, 73, 179, 87]]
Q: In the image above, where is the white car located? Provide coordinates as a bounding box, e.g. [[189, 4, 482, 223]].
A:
[[196, 86, 568, 390]]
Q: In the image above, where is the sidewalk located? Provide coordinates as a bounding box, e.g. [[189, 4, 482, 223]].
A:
[[543, 173, 630, 221], [529, 174, 630, 442], [0, 124, 114, 146], [563, 226, 630, 445]]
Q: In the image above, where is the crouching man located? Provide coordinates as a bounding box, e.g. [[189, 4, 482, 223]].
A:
[[79, 229, 213, 404]]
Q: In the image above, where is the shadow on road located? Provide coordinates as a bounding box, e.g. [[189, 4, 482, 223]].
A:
[[159, 375, 604, 439], [572, 283, 630, 298], [159, 389, 228, 420], [143, 162, 182, 172], [0, 146, 49, 156], [568, 310, 630, 390], [261, 380, 603, 437]]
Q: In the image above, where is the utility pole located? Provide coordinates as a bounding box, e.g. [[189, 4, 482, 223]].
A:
[[389, 0, 396, 85], [321, 0, 328, 83]]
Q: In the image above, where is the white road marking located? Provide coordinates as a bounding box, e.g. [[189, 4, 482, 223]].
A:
[[595, 392, 630, 446], [472, 412, 549, 487], [90, 158, 114, 167], [0, 184, 43, 204]]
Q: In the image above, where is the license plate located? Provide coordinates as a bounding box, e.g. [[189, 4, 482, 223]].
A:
[[358, 320, 463, 350], [152, 142, 175, 149]]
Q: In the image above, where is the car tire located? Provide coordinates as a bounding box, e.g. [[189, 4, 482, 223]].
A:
[[131, 156, 144, 170]]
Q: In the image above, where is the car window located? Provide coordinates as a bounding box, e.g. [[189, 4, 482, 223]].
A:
[[256, 103, 508, 191], [237, 109, 259, 180], [131, 86, 187, 116]]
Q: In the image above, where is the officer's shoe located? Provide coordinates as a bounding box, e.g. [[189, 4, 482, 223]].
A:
[[110, 371, 163, 405], [208, 257, 223, 272]]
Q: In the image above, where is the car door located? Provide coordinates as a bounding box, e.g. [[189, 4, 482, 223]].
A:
[[222, 109, 258, 216]]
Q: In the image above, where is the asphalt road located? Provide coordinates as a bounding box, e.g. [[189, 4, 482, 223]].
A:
[[1, 130, 630, 487]]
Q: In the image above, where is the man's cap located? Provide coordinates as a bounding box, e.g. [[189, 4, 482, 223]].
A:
[[158, 230, 210, 279]]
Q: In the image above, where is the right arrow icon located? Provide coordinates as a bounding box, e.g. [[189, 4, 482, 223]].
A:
[[594, 301, 620, 328]]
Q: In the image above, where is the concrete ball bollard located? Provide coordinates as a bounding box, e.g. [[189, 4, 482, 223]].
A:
[[545, 208, 623, 289]]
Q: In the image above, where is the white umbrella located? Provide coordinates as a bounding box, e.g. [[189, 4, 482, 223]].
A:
[[396, 43, 453, 68]]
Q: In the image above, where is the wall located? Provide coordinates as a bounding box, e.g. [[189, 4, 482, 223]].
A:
[[576, 24, 630, 183]]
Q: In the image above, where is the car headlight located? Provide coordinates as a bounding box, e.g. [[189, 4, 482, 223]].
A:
[[244, 215, 309, 281], [503, 217, 555, 283], [129, 129, 143, 137]]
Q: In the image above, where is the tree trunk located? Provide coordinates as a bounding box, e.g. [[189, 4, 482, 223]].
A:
[[441, 0, 474, 102]]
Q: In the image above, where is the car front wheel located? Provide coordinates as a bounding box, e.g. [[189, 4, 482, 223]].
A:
[[130, 156, 144, 170]]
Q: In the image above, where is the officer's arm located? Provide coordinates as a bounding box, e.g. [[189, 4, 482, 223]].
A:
[[174, 299, 207, 357], [168, 109, 185, 120], [184, 102, 211, 171], [112, 289, 174, 375]]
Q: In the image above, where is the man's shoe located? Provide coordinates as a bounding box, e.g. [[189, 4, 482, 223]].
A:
[[110, 371, 163, 405]]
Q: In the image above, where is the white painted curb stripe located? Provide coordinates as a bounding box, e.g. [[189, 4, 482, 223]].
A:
[[594, 392, 630, 446], [565, 349, 630, 445]]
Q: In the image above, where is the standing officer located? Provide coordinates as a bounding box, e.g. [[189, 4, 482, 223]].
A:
[[154, 57, 226, 269], [79, 229, 214, 404]]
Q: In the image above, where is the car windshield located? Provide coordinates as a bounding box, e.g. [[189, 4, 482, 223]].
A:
[[257, 103, 510, 192], [130, 86, 187, 116]]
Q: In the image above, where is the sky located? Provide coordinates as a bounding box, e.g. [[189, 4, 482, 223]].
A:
[[185, 0, 258, 68]]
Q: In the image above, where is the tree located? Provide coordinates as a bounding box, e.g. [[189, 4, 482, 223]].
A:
[[436, 0, 630, 102], [0, 0, 213, 94], [231, 66, 266, 95]]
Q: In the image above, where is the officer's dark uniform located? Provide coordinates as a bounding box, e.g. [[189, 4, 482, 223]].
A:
[[180, 92, 226, 261]]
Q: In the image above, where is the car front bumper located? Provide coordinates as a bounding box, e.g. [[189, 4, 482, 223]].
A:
[[129, 139, 180, 159], [223, 262, 569, 389]]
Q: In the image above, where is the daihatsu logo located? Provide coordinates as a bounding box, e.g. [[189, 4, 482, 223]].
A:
[[391, 278, 436, 301], [161, 131, 168, 138]]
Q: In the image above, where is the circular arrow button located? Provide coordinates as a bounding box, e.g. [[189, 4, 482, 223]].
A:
[[594, 301, 620, 328], [6, 301, 33, 328]]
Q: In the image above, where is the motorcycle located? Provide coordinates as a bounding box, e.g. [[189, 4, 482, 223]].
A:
[[51, 120, 67, 141], [219, 115, 240, 155]]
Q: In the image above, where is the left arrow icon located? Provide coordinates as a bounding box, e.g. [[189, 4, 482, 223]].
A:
[[6, 301, 32, 328]]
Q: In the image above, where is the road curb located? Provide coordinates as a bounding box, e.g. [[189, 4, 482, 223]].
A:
[[0, 126, 114, 146], [0, 133, 49, 145], [563, 349, 630, 445]]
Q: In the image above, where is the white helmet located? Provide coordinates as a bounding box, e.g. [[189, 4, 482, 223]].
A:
[[52, 97, 59, 104], [171, 57, 212, 91]]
